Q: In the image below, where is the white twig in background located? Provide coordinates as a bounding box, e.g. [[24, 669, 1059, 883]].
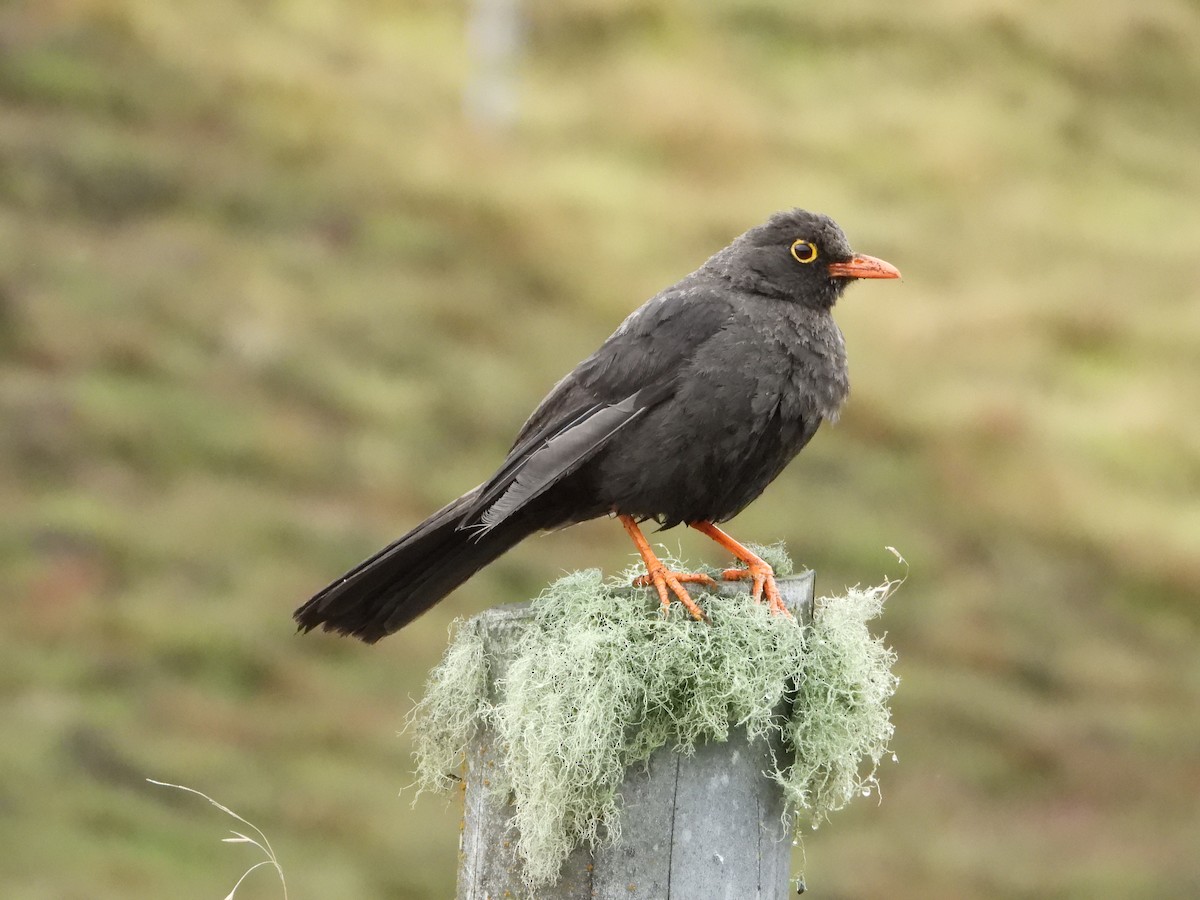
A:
[[147, 778, 288, 900]]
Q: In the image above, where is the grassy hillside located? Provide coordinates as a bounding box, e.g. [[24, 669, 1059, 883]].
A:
[[3, 0, 1199, 897]]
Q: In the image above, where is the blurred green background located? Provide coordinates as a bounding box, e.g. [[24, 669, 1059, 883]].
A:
[[3, 0, 1199, 897]]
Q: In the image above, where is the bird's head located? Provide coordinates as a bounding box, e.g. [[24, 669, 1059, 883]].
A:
[[710, 209, 900, 309]]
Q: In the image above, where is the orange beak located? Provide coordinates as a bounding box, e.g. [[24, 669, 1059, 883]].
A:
[[827, 254, 901, 280]]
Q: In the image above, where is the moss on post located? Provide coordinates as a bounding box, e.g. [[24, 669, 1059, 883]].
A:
[[410, 550, 899, 894]]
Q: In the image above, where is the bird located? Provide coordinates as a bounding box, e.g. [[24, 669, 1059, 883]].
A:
[[295, 209, 900, 642]]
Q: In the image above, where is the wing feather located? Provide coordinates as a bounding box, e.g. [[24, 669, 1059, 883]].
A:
[[460, 284, 736, 532], [477, 394, 645, 531]]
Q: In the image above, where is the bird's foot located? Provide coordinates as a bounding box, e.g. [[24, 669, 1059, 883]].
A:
[[689, 521, 795, 619], [619, 513, 714, 622], [721, 563, 792, 618], [632, 569, 714, 622]]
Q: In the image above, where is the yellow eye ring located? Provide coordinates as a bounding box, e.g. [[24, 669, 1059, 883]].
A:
[[790, 239, 818, 264]]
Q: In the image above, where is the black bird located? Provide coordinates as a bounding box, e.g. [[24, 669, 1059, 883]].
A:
[[296, 209, 900, 642]]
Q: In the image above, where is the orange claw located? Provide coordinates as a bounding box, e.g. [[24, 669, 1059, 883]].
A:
[[691, 521, 794, 620], [631, 571, 718, 590], [720, 565, 791, 617], [619, 515, 713, 622]]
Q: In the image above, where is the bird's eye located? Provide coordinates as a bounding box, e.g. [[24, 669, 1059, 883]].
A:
[[790, 239, 818, 264]]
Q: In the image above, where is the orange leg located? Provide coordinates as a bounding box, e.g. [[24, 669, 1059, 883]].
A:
[[690, 521, 792, 618], [619, 515, 714, 622]]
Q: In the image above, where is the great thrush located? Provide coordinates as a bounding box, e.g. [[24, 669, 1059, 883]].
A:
[[296, 209, 900, 642]]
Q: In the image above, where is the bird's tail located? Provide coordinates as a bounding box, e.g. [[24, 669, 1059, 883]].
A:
[[294, 488, 539, 643]]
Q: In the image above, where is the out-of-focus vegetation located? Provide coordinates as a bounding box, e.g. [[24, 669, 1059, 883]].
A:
[[2, 0, 1198, 897]]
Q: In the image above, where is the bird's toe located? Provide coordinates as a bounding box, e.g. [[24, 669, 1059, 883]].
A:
[[632, 567, 711, 623]]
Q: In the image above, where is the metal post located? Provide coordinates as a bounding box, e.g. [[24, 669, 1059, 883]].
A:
[[457, 573, 815, 900], [464, 0, 522, 132]]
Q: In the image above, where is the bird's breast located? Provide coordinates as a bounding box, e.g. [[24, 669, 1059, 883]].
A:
[[752, 303, 849, 422]]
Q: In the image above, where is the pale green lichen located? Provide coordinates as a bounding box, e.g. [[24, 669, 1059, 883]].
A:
[[785, 580, 898, 817], [409, 617, 488, 794], [410, 550, 898, 888]]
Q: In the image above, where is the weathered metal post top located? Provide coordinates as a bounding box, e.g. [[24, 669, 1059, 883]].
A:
[[457, 573, 815, 900]]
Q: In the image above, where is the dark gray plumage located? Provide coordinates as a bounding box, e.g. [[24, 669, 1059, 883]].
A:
[[295, 209, 899, 642]]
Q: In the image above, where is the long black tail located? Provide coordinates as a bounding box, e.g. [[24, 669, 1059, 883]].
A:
[[294, 488, 541, 643]]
